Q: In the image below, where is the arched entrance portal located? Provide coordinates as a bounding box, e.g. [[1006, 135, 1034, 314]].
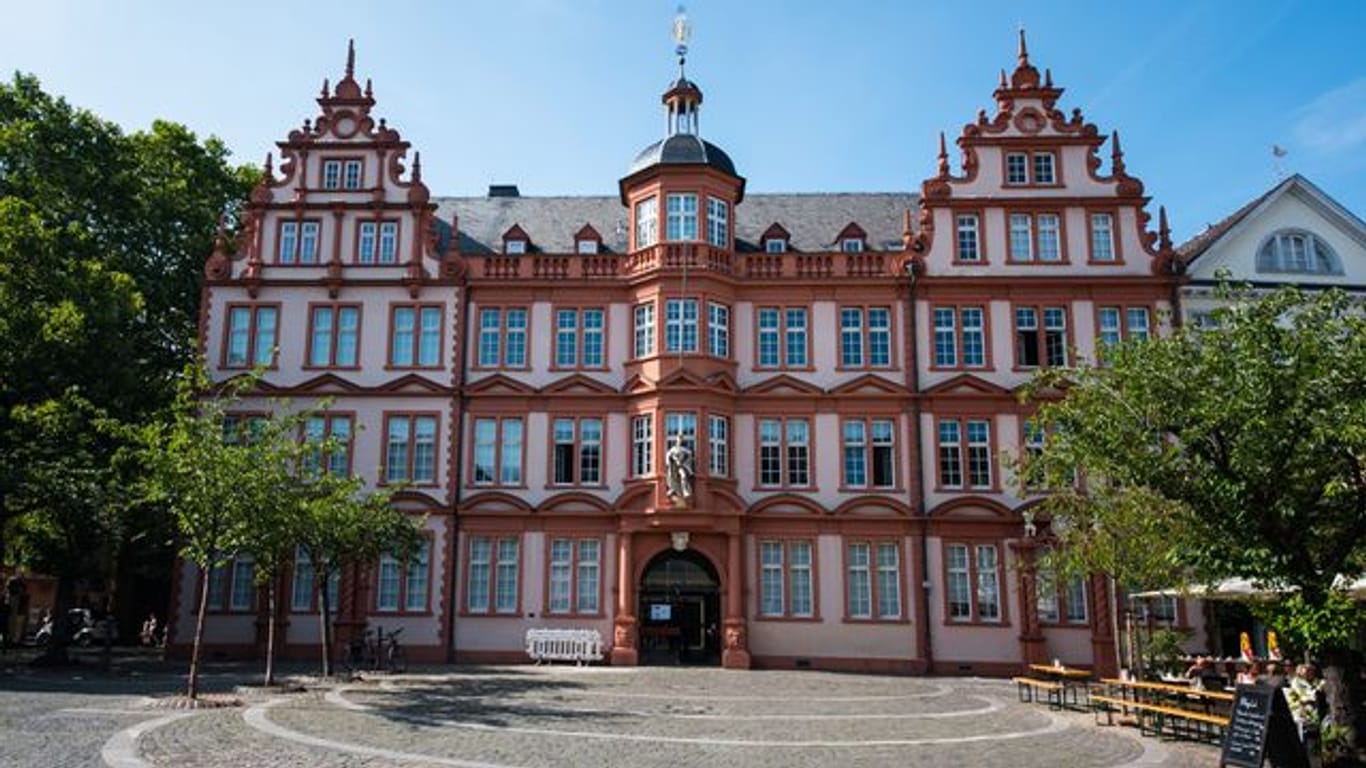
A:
[[638, 548, 721, 665]]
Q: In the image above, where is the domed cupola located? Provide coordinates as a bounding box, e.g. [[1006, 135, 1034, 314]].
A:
[[620, 8, 744, 206]]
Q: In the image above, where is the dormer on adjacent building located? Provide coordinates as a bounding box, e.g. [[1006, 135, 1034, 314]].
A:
[[916, 31, 1175, 278], [1178, 174, 1366, 324]]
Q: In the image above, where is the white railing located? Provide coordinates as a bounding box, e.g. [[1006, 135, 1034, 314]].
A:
[[524, 628, 604, 665]]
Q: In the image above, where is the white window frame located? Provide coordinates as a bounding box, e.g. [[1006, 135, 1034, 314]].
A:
[[635, 196, 658, 249], [632, 414, 654, 477], [707, 302, 729, 358], [955, 214, 981, 261], [1090, 213, 1115, 261], [708, 414, 729, 477], [706, 196, 728, 248], [665, 193, 698, 241], [634, 302, 656, 358]]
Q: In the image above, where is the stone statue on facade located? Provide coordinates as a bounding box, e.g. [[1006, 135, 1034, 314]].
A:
[[664, 434, 694, 505]]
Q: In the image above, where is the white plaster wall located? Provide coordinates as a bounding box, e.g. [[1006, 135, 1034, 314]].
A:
[[1041, 627, 1094, 666]]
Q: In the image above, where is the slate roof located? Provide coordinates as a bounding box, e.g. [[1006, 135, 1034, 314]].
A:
[[433, 192, 917, 255], [628, 135, 738, 177]]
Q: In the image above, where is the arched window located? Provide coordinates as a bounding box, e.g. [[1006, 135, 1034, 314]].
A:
[[1256, 230, 1343, 275]]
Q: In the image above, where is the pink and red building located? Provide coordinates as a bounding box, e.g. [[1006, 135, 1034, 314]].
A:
[[174, 33, 1191, 674]]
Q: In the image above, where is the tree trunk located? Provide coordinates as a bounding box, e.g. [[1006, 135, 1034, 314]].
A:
[[263, 581, 276, 687], [317, 573, 333, 678], [1109, 577, 1124, 677], [186, 564, 210, 699], [1320, 646, 1361, 761]]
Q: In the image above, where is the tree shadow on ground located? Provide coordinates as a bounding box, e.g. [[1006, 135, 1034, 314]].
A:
[[354, 671, 633, 730]]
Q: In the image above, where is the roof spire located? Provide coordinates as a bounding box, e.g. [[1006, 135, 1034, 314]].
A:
[[1159, 205, 1172, 251], [345, 38, 356, 79], [1111, 131, 1126, 175], [321, 78, 329, 98], [1017, 26, 1029, 66], [672, 6, 691, 76], [999, 68, 1008, 88], [411, 151, 423, 183], [937, 132, 950, 177], [364, 78, 373, 99], [263, 152, 274, 179]]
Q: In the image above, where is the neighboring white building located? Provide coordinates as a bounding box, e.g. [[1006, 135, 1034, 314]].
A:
[[1178, 174, 1366, 325]]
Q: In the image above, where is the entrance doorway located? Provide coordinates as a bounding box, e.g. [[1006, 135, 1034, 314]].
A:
[[638, 548, 720, 666]]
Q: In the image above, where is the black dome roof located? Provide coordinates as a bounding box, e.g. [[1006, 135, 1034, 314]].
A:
[[628, 134, 737, 177]]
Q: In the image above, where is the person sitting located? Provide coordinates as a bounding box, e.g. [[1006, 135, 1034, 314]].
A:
[[1236, 661, 1261, 685]]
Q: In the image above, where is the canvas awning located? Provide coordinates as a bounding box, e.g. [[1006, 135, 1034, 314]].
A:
[[1129, 575, 1366, 600]]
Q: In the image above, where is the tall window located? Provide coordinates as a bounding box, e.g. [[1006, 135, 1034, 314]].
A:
[[278, 220, 320, 264], [665, 298, 699, 353], [308, 305, 359, 367], [303, 413, 352, 477], [1097, 307, 1123, 348], [1065, 576, 1088, 623], [665, 193, 698, 241], [633, 303, 656, 358], [1037, 214, 1061, 261], [206, 555, 255, 612], [758, 540, 814, 618], [843, 419, 895, 489], [706, 197, 728, 247], [946, 543, 1002, 623], [665, 412, 697, 454], [955, 214, 981, 261], [847, 542, 901, 620], [1097, 307, 1150, 358], [632, 414, 654, 477], [376, 539, 431, 613], [707, 302, 729, 358], [708, 414, 729, 477], [1015, 306, 1068, 367], [290, 546, 338, 613], [635, 197, 658, 249], [938, 417, 992, 489], [225, 305, 278, 368], [472, 417, 523, 486], [1090, 213, 1115, 261], [548, 538, 601, 615], [551, 417, 603, 486], [390, 305, 442, 367], [384, 414, 438, 485], [358, 221, 399, 264], [756, 307, 808, 368], [757, 418, 810, 487], [476, 307, 528, 368], [554, 308, 605, 368], [467, 536, 519, 614], [840, 307, 891, 367], [932, 306, 985, 368], [1009, 214, 1033, 261]]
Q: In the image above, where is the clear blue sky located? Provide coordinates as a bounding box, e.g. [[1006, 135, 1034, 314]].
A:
[[4, 0, 1365, 242]]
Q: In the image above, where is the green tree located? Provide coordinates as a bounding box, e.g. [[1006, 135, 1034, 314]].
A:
[[1024, 286, 1366, 754], [0, 73, 255, 588], [294, 472, 422, 677], [134, 366, 257, 699]]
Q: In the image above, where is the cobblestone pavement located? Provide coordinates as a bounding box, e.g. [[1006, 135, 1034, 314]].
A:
[[1, 654, 1221, 767]]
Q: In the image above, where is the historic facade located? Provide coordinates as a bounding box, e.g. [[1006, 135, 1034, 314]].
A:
[[174, 32, 1200, 675]]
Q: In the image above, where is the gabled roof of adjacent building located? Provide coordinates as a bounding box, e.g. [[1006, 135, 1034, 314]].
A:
[[433, 192, 917, 255], [1177, 174, 1366, 266]]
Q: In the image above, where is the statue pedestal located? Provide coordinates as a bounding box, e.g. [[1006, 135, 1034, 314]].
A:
[[722, 648, 751, 669]]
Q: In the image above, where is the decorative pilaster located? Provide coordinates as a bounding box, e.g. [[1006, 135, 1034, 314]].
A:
[[610, 531, 639, 666], [722, 532, 750, 669], [1012, 539, 1048, 668]]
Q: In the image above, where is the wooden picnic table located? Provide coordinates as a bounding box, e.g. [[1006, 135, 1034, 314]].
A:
[[1029, 664, 1093, 680], [1093, 678, 1232, 742], [1099, 678, 1234, 702]]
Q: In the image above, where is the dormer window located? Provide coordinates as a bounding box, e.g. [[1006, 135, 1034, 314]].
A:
[[505, 239, 527, 255], [835, 223, 868, 253], [501, 224, 531, 255], [1257, 230, 1343, 275], [841, 238, 865, 253], [574, 224, 602, 255], [765, 238, 787, 253]]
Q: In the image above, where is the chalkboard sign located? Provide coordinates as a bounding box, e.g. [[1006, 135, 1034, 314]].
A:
[[1220, 684, 1309, 768]]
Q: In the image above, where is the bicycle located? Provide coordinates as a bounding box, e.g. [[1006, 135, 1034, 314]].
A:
[[340, 628, 377, 675], [378, 626, 406, 673]]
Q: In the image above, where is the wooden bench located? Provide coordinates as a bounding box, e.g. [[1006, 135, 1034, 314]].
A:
[[1092, 693, 1229, 742], [1014, 676, 1064, 708]]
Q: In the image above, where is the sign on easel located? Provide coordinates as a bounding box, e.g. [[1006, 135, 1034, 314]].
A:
[[1220, 684, 1310, 768]]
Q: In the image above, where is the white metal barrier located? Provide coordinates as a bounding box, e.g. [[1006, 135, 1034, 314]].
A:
[[524, 628, 604, 665]]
